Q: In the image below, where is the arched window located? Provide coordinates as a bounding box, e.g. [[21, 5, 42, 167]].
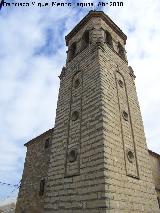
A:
[[118, 42, 125, 59], [105, 31, 113, 47], [39, 179, 45, 196], [44, 138, 50, 149], [69, 42, 77, 61], [81, 30, 89, 50]]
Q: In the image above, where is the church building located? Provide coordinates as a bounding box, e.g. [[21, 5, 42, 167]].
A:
[[15, 11, 160, 213]]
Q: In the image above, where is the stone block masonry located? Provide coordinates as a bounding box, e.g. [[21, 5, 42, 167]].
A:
[[44, 11, 160, 213], [15, 11, 160, 213], [15, 129, 53, 213]]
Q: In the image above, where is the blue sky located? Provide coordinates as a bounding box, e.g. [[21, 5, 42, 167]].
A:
[[0, 0, 160, 206]]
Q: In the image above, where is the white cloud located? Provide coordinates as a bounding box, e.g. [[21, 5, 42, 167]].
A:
[[0, 0, 96, 204], [0, 3, 80, 203]]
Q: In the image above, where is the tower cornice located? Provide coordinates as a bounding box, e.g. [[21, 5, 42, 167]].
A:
[[65, 10, 127, 46]]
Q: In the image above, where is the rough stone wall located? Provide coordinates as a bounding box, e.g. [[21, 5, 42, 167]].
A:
[[149, 151, 160, 203], [44, 13, 160, 213], [15, 129, 53, 213]]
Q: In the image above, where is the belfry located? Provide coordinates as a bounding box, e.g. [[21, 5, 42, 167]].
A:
[[16, 11, 160, 213]]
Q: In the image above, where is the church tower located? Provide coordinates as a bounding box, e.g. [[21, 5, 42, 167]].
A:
[[44, 11, 160, 212]]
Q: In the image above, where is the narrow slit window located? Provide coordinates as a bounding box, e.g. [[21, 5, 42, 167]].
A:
[[44, 138, 50, 149], [39, 179, 45, 196], [81, 30, 89, 50], [69, 42, 77, 61], [105, 31, 113, 47], [118, 42, 125, 59]]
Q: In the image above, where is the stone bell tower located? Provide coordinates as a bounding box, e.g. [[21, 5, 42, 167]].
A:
[[44, 11, 160, 212]]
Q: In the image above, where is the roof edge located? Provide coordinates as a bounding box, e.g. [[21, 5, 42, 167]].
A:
[[148, 149, 160, 158], [65, 10, 127, 46], [24, 128, 54, 147]]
